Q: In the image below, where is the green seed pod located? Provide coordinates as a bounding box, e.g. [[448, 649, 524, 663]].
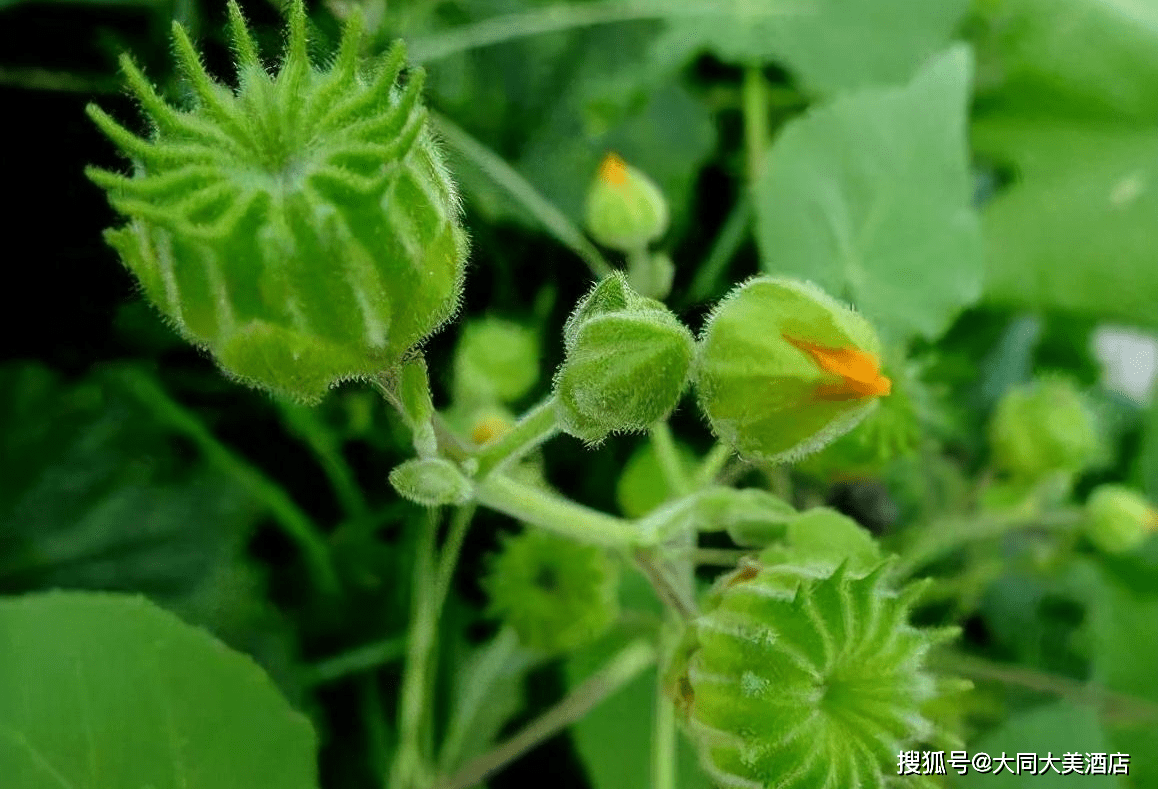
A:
[[483, 529, 619, 654], [1084, 484, 1158, 554], [987, 378, 1104, 481], [585, 152, 669, 252], [674, 560, 959, 789], [695, 277, 892, 464], [86, 1, 468, 403], [453, 316, 540, 405], [389, 458, 472, 507], [554, 273, 695, 444]]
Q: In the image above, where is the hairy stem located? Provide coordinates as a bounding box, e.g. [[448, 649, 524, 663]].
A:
[[474, 473, 643, 547], [650, 421, 692, 498], [388, 509, 441, 789], [475, 396, 560, 477], [436, 640, 657, 789]]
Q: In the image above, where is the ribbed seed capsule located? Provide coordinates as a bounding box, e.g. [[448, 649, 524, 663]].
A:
[[86, 0, 468, 402], [675, 561, 958, 789]]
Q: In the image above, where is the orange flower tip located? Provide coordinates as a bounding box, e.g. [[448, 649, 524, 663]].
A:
[[598, 152, 629, 187], [783, 333, 891, 400]]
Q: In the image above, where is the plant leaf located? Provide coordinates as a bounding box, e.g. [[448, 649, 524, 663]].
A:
[[754, 46, 982, 342], [0, 591, 319, 789], [974, 115, 1158, 330]]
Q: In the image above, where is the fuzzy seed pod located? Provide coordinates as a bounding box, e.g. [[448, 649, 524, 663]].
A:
[[86, 1, 468, 402], [673, 559, 959, 789], [483, 529, 619, 654], [987, 378, 1104, 482], [695, 277, 891, 464], [585, 153, 669, 253], [554, 273, 695, 444]]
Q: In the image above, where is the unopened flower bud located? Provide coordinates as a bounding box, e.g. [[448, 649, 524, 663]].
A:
[[988, 378, 1104, 481], [585, 153, 669, 252], [695, 277, 891, 464], [86, 1, 468, 402], [1084, 484, 1158, 553], [554, 273, 695, 444], [389, 457, 472, 507], [453, 316, 540, 405]]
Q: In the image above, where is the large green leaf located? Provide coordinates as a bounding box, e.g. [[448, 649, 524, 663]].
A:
[[974, 116, 1158, 330], [0, 591, 319, 789], [971, 0, 1158, 124], [754, 46, 982, 341], [655, 0, 969, 93]]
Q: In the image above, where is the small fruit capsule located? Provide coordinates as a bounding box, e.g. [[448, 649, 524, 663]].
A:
[[1084, 484, 1158, 554]]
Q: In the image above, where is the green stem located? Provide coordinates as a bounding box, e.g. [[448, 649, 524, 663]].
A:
[[436, 640, 657, 789], [116, 367, 340, 596], [693, 442, 734, 488], [682, 196, 751, 306], [407, 0, 779, 63], [475, 396, 560, 477], [936, 652, 1158, 724], [474, 473, 644, 547], [893, 509, 1083, 578], [388, 510, 442, 789], [652, 625, 678, 789], [306, 637, 407, 686], [650, 421, 692, 498], [742, 65, 769, 186], [277, 399, 371, 523], [430, 111, 612, 279]]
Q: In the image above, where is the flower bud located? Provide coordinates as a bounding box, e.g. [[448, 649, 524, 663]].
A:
[[483, 529, 618, 654], [389, 458, 472, 507], [1084, 484, 1158, 554], [453, 316, 540, 405], [672, 559, 960, 789], [86, 1, 468, 403], [695, 277, 891, 464], [554, 273, 695, 444], [987, 378, 1104, 481], [584, 153, 669, 252]]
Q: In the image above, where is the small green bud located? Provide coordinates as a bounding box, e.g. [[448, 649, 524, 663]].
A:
[[483, 529, 618, 654], [1084, 484, 1158, 554], [987, 378, 1104, 481], [673, 560, 959, 789], [389, 458, 472, 507], [554, 273, 695, 444], [695, 277, 891, 464], [585, 152, 669, 252], [86, 1, 468, 403], [453, 316, 540, 405], [756, 507, 882, 576], [691, 487, 797, 548]]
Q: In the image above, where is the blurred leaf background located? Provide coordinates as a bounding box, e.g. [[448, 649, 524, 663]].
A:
[[2, 0, 1158, 787]]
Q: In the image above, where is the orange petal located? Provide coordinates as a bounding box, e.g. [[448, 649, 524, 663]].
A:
[[784, 334, 892, 400], [598, 152, 629, 187]]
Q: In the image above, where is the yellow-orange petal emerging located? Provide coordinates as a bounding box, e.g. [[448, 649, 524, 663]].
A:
[[597, 152, 629, 187], [783, 334, 892, 401]]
